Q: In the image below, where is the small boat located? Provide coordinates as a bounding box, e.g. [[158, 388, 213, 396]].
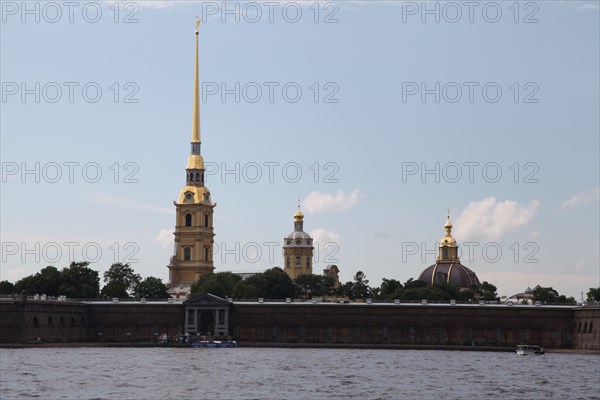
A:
[[190, 340, 238, 348], [516, 345, 545, 355]]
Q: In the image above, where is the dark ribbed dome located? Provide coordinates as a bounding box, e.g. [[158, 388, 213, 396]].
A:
[[418, 261, 481, 288]]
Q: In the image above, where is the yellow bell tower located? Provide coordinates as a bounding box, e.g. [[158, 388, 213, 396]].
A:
[[168, 19, 216, 290], [283, 203, 314, 279]]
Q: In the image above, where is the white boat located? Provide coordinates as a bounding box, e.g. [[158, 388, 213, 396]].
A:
[[191, 340, 238, 348], [516, 345, 545, 355]]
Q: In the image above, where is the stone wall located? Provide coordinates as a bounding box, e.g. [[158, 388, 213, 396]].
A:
[[86, 302, 184, 343], [1, 299, 590, 350], [231, 303, 575, 348], [0, 300, 88, 344], [573, 306, 600, 350]]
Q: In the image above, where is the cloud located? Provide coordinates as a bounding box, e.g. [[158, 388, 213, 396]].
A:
[[561, 188, 599, 209], [92, 192, 174, 215], [302, 189, 360, 214], [576, 2, 600, 11], [310, 228, 340, 245], [155, 229, 174, 249], [454, 197, 540, 241]]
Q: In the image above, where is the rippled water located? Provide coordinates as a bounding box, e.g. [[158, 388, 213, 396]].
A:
[[1, 348, 598, 400]]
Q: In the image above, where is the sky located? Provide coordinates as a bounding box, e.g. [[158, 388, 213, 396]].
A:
[[1, 0, 599, 300]]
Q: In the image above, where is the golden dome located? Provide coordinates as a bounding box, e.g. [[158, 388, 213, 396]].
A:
[[177, 185, 212, 204], [294, 206, 304, 221], [444, 215, 453, 229], [440, 213, 457, 247], [186, 154, 205, 170]]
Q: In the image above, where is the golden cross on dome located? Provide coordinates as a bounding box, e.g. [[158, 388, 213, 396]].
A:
[[195, 16, 202, 31]]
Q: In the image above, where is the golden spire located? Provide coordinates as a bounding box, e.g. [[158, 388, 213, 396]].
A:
[[191, 17, 201, 144], [185, 17, 205, 172], [294, 198, 304, 222], [440, 210, 457, 247]]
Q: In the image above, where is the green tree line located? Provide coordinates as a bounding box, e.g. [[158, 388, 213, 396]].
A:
[[0, 261, 169, 299]]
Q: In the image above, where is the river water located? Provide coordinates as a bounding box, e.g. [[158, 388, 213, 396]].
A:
[[1, 348, 598, 399]]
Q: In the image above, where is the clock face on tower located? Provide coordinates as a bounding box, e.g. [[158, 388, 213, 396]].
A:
[[184, 192, 193, 203]]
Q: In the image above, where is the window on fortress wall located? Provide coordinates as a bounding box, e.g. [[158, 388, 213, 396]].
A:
[[296, 257, 301, 267], [185, 214, 192, 226], [589, 322, 594, 334], [48, 317, 53, 327], [59, 317, 65, 328], [70, 317, 75, 327], [80, 317, 86, 327], [33, 316, 39, 328], [184, 247, 191, 261]]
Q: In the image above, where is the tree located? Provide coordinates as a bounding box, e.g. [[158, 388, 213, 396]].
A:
[[14, 266, 62, 296], [190, 272, 241, 298], [0, 280, 15, 294], [378, 278, 403, 300], [294, 274, 335, 299], [245, 267, 295, 299], [533, 286, 576, 304], [100, 263, 140, 299], [58, 262, 100, 299], [231, 281, 258, 299], [587, 287, 600, 302], [479, 281, 499, 301], [339, 271, 372, 300], [134, 277, 169, 299]]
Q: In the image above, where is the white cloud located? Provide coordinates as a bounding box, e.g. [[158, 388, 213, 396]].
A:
[[576, 2, 600, 11], [310, 228, 340, 245], [92, 192, 174, 215], [155, 229, 174, 249], [561, 188, 599, 209], [454, 197, 540, 241], [303, 189, 360, 214]]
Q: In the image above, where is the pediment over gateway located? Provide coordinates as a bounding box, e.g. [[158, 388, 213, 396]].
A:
[[184, 293, 230, 306]]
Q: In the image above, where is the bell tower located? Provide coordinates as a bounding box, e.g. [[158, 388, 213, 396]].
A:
[[168, 19, 215, 290], [283, 203, 314, 279]]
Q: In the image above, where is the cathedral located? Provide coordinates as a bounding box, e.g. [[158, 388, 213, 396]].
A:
[[167, 21, 216, 295]]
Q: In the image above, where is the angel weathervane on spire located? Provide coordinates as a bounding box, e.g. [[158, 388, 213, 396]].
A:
[[195, 16, 202, 33]]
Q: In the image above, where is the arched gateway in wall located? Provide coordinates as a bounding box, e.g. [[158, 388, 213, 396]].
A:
[[183, 294, 231, 336]]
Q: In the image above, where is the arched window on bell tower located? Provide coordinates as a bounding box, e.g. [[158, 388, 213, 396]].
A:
[[185, 213, 192, 227], [296, 256, 301, 267], [204, 214, 209, 227], [184, 247, 191, 261]]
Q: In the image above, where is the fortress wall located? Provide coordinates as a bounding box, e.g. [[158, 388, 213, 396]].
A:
[[86, 302, 184, 343], [1, 300, 587, 350], [573, 306, 600, 350], [0, 300, 88, 344], [231, 303, 575, 348]]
